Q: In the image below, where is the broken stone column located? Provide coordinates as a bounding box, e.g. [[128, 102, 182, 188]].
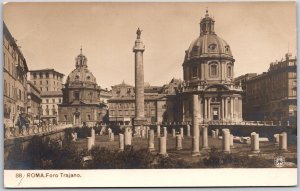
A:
[[146, 126, 149, 138], [274, 134, 279, 145], [163, 126, 167, 137], [141, 128, 146, 138], [148, 129, 155, 151], [222, 129, 230, 153], [201, 126, 209, 149], [91, 128, 95, 138], [119, 134, 124, 151], [251, 132, 260, 153], [279, 132, 288, 151], [159, 136, 167, 156], [172, 128, 176, 137], [124, 128, 132, 146], [109, 132, 114, 141], [230, 134, 234, 148], [187, 124, 191, 137], [156, 125, 161, 137], [215, 129, 219, 137], [176, 135, 183, 150], [180, 127, 184, 139], [211, 130, 216, 138], [87, 137, 94, 151], [191, 94, 200, 156]]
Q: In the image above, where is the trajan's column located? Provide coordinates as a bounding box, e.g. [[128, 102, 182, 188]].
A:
[[133, 28, 146, 126]]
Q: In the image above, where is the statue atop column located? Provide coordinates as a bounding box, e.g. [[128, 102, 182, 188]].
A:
[[136, 27, 142, 39]]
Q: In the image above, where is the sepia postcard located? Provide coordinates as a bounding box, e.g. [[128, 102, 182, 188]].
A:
[[3, 1, 298, 188]]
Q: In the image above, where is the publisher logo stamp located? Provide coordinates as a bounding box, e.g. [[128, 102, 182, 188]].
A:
[[274, 155, 285, 168]]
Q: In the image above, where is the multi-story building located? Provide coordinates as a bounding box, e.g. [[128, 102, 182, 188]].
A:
[[3, 22, 29, 128], [26, 81, 42, 124], [234, 73, 257, 118], [177, 10, 243, 123], [108, 79, 181, 125], [29, 69, 64, 124], [240, 53, 297, 123], [58, 49, 111, 126]]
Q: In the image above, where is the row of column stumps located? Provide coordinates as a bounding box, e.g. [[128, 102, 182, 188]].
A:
[[86, 125, 289, 155]]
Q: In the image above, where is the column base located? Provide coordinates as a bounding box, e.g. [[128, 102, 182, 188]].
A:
[[201, 146, 210, 150], [251, 150, 260, 154], [191, 151, 200, 156], [222, 150, 231, 154], [279, 149, 288, 152], [176, 147, 183, 150], [148, 147, 155, 152], [159, 153, 168, 157]]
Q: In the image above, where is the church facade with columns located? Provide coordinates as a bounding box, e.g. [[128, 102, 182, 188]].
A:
[[178, 10, 243, 123]]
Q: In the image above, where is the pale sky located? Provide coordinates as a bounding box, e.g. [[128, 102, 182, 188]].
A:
[[3, 2, 296, 89]]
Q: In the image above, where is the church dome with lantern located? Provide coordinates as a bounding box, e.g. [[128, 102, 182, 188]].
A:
[[66, 49, 97, 86], [182, 10, 235, 85], [184, 10, 233, 62]]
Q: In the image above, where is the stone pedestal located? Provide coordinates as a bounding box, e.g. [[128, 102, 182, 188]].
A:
[[251, 132, 260, 153], [87, 137, 94, 151], [274, 134, 279, 145], [119, 134, 124, 151], [279, 132, 288, 151], [91, 128, 95, 138], [172, 129, 176, 137], [191, 94, 200, 156], [124, 128, 132, 146], [159, 136, 167, 156], [201, 126, 209, 149], [222, 129, 230, 153], [156, 125, 161, 137], [148, 129, 155, 151], [187, 124, 191, 137], [176, 135, 183, 150]]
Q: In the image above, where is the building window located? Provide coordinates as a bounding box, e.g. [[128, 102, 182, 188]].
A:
[[227, 65, 232, 77], [46, 99, 49, 103], [59, 99, 61, 103], [52, 99, 55, 103], [87, 115, 91, 120], [192, 66, 198, 78], [39, 73, 43, 78], [46, 73, 49, 78], [210, 63, 218, 77], [40, 87, 42, 91], [33, 73, 37, 79], [74, 91, 80, 100], [64, 115, 68, 121], [225, 45, 230, 53], [46, 80, 48, 84], [111, 110, 115, 116], [208, 43, 217, 51]]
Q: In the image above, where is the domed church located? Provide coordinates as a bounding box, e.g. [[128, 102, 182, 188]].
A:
[[178, 10, 243, 123], [58, 49, 109, 126]]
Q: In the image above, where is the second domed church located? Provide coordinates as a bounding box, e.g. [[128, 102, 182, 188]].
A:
[[58, 49, 110, 126], [178, 10, 243, 123]]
